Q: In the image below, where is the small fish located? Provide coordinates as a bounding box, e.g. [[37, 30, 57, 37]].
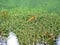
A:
[[27, 16, 36, 22], [0, 11, 9, 19]]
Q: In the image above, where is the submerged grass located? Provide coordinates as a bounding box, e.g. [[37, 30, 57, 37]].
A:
[[0, 8, 60, 45]]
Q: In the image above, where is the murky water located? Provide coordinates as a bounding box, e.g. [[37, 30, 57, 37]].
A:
[[0, 0, 60, 14]]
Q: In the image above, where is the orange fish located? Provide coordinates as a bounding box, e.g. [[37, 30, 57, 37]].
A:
[[0, 11, 9, 18], [0, 11, 8, 16], [27, 16, 36, 22]]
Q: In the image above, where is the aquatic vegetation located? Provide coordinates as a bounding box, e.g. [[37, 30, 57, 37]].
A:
[[0, 8, 60, 45]]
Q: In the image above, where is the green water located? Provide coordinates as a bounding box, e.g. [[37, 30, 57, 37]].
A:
[[0, 0, 60, 45], [0, 0, 60, 14]]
